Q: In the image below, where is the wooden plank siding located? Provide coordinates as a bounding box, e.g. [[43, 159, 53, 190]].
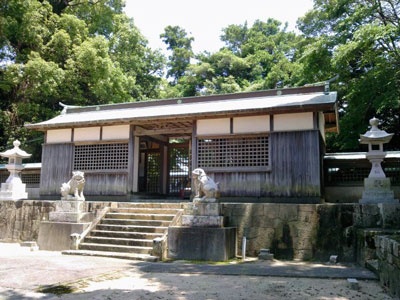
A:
[[40, 143, 128, 196], [40, 143, 74, 195], [84, 173, 127, 195], [208, 130, 321, 197]]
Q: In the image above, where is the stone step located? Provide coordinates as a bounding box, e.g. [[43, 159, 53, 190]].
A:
[[110, 207, 181, 215], [79, 242, 152, 254], [96, 224, 167, 233], [101, 218, 171, 227], [62, 250, 158, 262], [85, 236, 154, 247], [116, 203, 182, 209], [90, 230, 163, 239], [105, 212, 175, 221]]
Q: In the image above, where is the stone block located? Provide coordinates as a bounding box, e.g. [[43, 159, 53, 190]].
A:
[[181, 215, 225, 227], [347, 278, 359, 290], [37, 221, 90, 251], [364, 178, 391, 190], [168, 226, 236, 261], [263, 204, 279, 218], [259, 248, 274, 260], [184, 203, 220, 216], [278, 204, 298, 221], [360, 190, 396, 204]]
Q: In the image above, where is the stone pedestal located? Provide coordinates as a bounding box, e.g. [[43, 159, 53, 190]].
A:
[[182, 203, 225, 227], [168, 226, 236, 261], [0, 182, 28, 200], [167, 202, 237, 261], [37, 222, 90, 251], [38, 200, 93, 251], [360, 178, 397, 204], [49, 200, 91, 223]]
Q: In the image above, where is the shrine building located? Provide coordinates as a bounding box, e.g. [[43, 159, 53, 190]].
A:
[[26, 84, 338, 203]]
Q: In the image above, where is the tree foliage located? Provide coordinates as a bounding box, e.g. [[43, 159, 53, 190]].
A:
[[297, 0, 400, 151], [0, 0, 164, 160], [1, 0, 399, 161]]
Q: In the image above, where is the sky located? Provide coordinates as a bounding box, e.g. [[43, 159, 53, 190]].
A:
[[124, 0, 314, 55]]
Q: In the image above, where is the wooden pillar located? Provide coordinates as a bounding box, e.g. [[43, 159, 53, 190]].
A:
[[191, 121, 197, 194], [191, 120, 197, 170], [160, 145, 168, 194], [128, 125, 140, 193]]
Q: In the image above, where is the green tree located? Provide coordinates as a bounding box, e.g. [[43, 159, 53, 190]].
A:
[[169, 19, 304, 96], [161, 25, 194, 83], [297, 0, 400, 151], [0, 0, 164, 161]]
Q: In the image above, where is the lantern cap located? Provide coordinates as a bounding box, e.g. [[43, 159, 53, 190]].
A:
[[0, 140, 32, 159], [360, 118, 393, 144]]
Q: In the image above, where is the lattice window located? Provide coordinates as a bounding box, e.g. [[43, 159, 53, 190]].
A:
[[326, 166, 400, 185], [0, 172, 40, 186], [74, 143, 128, 171], [21, 173, 41, 186], [197, 136, 269, 169], [146, 152, 160, 193]]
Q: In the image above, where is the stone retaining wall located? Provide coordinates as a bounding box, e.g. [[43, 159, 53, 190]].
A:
[[1, 200, 399, 263], [375, 235, 400, 298], [0, 200, 56, 242], [0, 201, 114, 242], [221, 203, 400, 261]]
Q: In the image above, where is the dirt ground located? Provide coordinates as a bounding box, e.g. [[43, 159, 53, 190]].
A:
[[2, 268, 393, 300], [0, 243, 393, 300]]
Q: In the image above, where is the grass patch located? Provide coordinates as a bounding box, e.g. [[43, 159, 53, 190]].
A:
[[37, 284, 77, 295]]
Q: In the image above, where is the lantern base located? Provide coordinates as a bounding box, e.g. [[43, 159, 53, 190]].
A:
[[360, 178, 398, 204], [0, 182, 28, 201]]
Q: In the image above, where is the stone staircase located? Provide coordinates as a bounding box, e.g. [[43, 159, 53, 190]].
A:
[[63, 202, 182, 261]]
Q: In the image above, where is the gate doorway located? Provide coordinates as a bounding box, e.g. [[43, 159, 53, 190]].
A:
[[168, 143, 190, 195], [138, 139, 190, 196]]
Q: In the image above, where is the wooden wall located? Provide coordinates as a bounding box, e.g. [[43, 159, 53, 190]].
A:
[[84, 173, 127, 195], [40, 143, 73, 195], [209, 130, 322, 197], [40, 143, 128, 197]]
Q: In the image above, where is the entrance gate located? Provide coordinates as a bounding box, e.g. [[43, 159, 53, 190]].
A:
[[139, 142, 190, 195], [168, 144, 190, 195]]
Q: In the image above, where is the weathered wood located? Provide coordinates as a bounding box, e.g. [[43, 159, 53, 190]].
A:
[[84, 173, 127, 195], [132, 136, 140, 192], [40, 143, 74, 195], [160, 145, 168, 194], [191, 121, 197, 170], [127, 125, 135, 193], [134, 127, 191, 136], [207, 130, 321, 197]]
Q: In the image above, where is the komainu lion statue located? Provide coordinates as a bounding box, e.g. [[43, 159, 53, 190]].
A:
[[192, 168, 219, 202], [61, 171, 85, 201]]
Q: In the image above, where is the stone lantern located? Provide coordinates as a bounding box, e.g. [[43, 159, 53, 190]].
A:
[[359, 118, 397, 203], [0, 140, 31, 201]]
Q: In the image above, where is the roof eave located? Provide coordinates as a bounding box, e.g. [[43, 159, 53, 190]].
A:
[[25, 101, 336, 131]]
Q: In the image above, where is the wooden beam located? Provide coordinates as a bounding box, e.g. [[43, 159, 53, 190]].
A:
[[134, 127, 192, 136], [141, 135, 168, 146]]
